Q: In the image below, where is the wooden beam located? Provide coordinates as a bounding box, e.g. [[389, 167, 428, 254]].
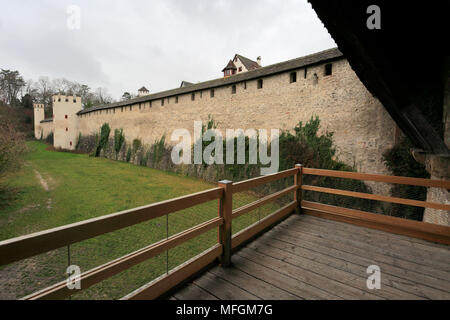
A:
[[302, 184, 450, 211], [122, 244, 222, 300], [0, 187, 223, 266], [294, 164, 303, 214], [233, 168, 297, 193], [302, 200, 450, 245], [232, 185, 297, 219], [303, 168, 450, 189], [218, 180, 233, 267]]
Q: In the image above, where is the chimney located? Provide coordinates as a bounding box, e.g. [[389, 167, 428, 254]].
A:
[[257, 56, 261, 66]]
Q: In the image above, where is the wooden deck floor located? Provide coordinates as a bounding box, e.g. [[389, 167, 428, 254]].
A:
[[170, 214, 450, 300]]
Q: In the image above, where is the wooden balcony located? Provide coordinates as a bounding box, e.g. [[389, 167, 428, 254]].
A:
[[0, 165, 449, 300]]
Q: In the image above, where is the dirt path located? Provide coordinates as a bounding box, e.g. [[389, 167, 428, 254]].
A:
[[34, 169, 49, 192]]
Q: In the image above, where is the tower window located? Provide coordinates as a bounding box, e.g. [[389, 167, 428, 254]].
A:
[[66, 128, 68, 131], [290, 72, 297, 83], [257, 79, 263, 89], [161, 99, 164, 106], [129, 106, 132, 111], [244, 82, 247, 90], [139, 103, 141, 110], [325, 63, 332, 76], [70, 141, 72, 146], [304, 68, 307, 79], [191, 93, 195, 101], [65, 115, 68, 119], [65, 98, 68, 102], [210, 89, 214, 98], [175, 96, 178, 103], [121, 107, 124, 112], [58, 98, 61, 102], [73, 98, 76, 103], [231, 85, 236, 94], [238, 67, 242, 72]]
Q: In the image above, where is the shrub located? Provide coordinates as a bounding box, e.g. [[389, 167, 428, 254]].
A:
[[94, 123, 111, 157], [0, 117, 27, 178], [126, 147, 132, 162], [114, 128, 125, 154], [132, 138, 142, 153], [383, 138, 429, 220]]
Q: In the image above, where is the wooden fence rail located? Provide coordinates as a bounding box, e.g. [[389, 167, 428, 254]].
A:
[[0, 164, 448, 300]]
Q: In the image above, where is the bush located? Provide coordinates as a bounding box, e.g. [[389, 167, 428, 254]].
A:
[[94, 123, 111, 157], [132, 139, 142, 153], [383, 138, 429, 220], [126, 147, 132, 162], [114, 129, 125, 154], [0, 117, 27, 178]]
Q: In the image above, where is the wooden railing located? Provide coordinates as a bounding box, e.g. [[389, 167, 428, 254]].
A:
[[0, 165, 449, 300], [301, 168, 450, 245]]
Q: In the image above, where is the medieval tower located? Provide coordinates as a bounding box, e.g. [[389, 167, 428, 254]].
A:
[[52, 95, 81, 150], [33, 103, 45, 139]]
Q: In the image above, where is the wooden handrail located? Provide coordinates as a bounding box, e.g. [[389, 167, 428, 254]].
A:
[[303, 167, 450, 189], [23, 217, 223, 300], [302, 184, 450, 211], [233, 167, 298, 193], [0, 187, 223, 266], [232, 185, 297, 218]]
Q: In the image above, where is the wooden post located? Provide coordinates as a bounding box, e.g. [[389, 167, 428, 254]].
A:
[[218, 180, 233, 267], [294, 164, 303, 214]]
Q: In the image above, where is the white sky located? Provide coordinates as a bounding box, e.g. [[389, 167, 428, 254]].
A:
[[0, 0, 336, 100]]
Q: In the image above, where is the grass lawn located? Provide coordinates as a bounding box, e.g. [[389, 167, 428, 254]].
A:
[[0, 141, 281, 299]]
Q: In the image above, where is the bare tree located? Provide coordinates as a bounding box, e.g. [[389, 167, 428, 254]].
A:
[[0, 69, 26, 106]]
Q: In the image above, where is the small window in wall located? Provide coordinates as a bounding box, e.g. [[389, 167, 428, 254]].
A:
[[290, 72, 297, 83], [65, 115, 68, 119], [191, 93, 195, 101], [175, 96, 178, 103], [243, 82, 247, 90], [58, 98, 61, 102], [66, 128, 68, 131], [325, 63, 332, 76], [210, 89, 214, 98], [304, 68, 307, 79], [70, 141, 72, 146], [73, 98, 76, 103], [113, 108, 115, 114], [129, 106, 132, 111], [121, 107, 124, 112], [257, 79, 263, 89], [139, 103, 141, 110], [65, 98, 68, 102], [231, 85, 236, 94], [238, 67, 242, 72], [200, 91, 203, 98], [161, 99, 164, 106], [150, 101, 152, 107]]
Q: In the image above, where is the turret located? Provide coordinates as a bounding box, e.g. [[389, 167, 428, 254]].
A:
[[33, 103, 45, 139]]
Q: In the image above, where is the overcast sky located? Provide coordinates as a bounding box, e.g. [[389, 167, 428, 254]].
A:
[[0, 0, 335, 100]]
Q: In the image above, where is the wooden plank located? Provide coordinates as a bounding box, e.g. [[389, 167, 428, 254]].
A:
[[302, 185, 450, 211], [301, 201, 450, 245], [173, 283, 218, 300], [299, 213, 450, 250], [267, 219, 450, 288], [278, 218, 450, 270], [218, 180, 232, 267], [294, 164, 303, 213], [302, 168, 450, 189], [242, 244, 422, 300], [208, 265, 301, 300], [233, 168, 297, 193], [24, 217, 223, 300], [251, 231, 450, 299], [231, 254, 339, 299], [232, 185, 297, 219], [231, 201, 296, 249], [123, 244, 222, 300], [237, 248, 381, 300], [0, 187, 223, 266], [193, 271, 259, 300]]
